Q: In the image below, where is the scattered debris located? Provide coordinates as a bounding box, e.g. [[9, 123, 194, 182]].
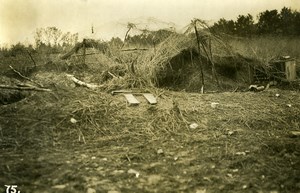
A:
[[107, 190, 120, 193], [86, 187, 96, 193], [128, 169, 140, 178], [226, 173, 233, 178], [211, 102, 219, 108], [52, 184, 68, 189], [70, 118, 78, 124], [112, 170, 125, 175], [195, 189, 207, 193], [189, 122, 199, 129], [0, 84, 51, 92], [203, 177, 212, 182], [270, 191, 279, 193], [232, 169, 239, 173], [286, 104, 292, 107], [66, 74, 101, 89], [275, 93, 280, 97], [249, 85, 265, 92], [143, 93, 157, 105], [111, 90, 133, 95], [227, 130, 235, 136], [123, 94, 140, 105], [289, 131, 300, 138], [112, 90, 157, 105], [235, 152, 246, 156], [157, 149, 164, 155]]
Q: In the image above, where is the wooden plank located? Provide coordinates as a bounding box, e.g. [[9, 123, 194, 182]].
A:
[[143, 93, 157, 105], [123, 94, 140, 105]]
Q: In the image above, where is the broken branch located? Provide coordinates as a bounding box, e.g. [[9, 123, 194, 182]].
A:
[[9, 65, 43, 87], [0, 84, 51, 92], [66, 74, 102, 89]]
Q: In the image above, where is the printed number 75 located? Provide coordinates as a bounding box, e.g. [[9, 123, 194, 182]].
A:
[[4, 185, 20, 193]]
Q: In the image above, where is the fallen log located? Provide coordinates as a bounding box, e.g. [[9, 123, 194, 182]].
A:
[[66, 74, 102, 89], [0, 84, 51, 92], [60, 42, 84, 60]]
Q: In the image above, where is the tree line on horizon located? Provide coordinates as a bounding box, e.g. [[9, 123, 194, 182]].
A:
[[1, 6, 300, 57], [211, 7, 300, 36]]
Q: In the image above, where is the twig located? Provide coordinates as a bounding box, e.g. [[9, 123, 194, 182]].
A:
[[232, 87, 239, 92], [78, 128, 86, 144], [121, 48, 148, 51], [108, 71, 119, 79], [26, 50, 36, 67]]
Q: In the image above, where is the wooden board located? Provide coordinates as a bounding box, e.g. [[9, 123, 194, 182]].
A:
[[143, 93, 157, 105], [123, 94, 140, 105]]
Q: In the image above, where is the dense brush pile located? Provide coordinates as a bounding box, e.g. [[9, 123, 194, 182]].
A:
[[132, 30, 253, 91]]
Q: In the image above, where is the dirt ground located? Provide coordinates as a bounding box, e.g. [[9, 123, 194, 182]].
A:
[[0, 87, 299, 193]]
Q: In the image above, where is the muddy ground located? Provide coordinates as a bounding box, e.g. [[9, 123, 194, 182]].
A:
[[0, 87, 299, 193]]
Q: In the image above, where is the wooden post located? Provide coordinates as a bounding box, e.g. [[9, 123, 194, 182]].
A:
[[82, 39, 86, 65], [193, 21, 205, 93]]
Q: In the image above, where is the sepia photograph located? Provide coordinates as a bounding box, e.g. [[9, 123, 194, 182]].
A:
[[0, 0, 300, 192]]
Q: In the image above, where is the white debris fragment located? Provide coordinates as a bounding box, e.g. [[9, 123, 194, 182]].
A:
[[52, 184, 67, 189], [236, 152, 246, 156], [87, 188, 96, 193], [70, 118, 78, 124], [128, 169, 140, 178], [226, 173, 233, 178], [157, 149, 164, 154], [211, 102, 219, 108], [232, 169, 239, 173], [196, 189, 207, 193], [108, 191, 120, 193], [228, 131, 235, 136], [189, 123, 199, 129]]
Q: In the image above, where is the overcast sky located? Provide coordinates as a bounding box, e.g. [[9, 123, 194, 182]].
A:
[[0, 0, 299, 46]]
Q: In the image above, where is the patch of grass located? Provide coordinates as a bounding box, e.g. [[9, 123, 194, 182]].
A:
[[227, 36, 300, 65]]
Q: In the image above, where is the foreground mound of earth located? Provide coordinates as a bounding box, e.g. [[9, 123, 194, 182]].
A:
[[0, 88, 299, 193]]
